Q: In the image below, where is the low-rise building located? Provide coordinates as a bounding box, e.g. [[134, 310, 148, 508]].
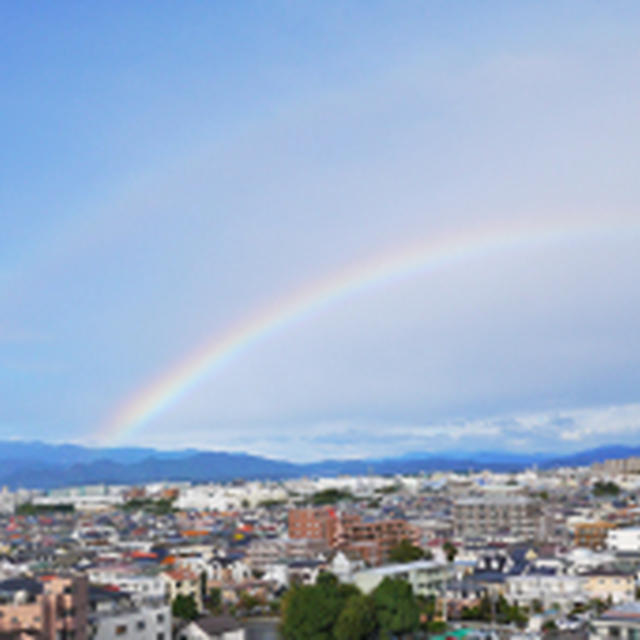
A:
[[591, 601, 640, 639], [607, 526, 640, 553], [505, 571, 584, 612], [582, 568, 635, 605], [177, 614, 245, 640], [88, 586, 171, 640], [352, 560, 451, 597], [163, 568, 203, 612]]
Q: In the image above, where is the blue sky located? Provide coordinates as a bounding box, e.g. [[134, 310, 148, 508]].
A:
[[2, 2, 640, 460]]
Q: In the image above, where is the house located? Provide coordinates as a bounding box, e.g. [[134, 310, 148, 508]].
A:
[[591, 601, 640, 638], [177, 615, 245, 640], [582, 568, 635, 605], [505, 569, 585, 612], [327, 550, 364, 583], [162, 569, 203, 612], [209, 555, 251, 584]]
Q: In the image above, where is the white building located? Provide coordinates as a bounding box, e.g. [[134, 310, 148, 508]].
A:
[[89, 588, 171, 640], [87, 568, 167, 602], [177, 616, 245, 640], [607, 526, 640, 553], [352, 560, 451, 597], [505, 572, 585, 612]]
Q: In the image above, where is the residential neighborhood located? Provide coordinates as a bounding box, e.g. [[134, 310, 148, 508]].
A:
[[0, 457, 640, 637]]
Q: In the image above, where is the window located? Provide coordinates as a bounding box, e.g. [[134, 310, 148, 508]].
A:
[[136, 621, 145, 631], [116, 625, 127, 636], [157, 614, 164, 623]]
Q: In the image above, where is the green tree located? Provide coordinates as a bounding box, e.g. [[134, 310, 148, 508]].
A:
[[281, 573, 352, 640], [592, 481, 621, 497], [239, 590, 261, 612], [172, 594, 199, 621], [208, 587, 222, 613], [311, 489, 354, 505], [372, 577, 419, 639], [442, 540, 458, 563], [333, 594, 377, 640], [388, 539, 429, 564]]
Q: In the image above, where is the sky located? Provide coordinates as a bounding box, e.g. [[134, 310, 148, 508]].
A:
[[2, 2, 640, 461]]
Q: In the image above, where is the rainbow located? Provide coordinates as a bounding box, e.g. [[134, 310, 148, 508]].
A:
[[95, 217, 637, 444]]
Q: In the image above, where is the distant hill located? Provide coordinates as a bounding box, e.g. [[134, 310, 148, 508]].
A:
[[542, 445, 640, 469], [0, 440, 634, 489]]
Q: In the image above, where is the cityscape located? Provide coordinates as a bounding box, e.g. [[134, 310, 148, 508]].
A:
[[3, 2, 640, 639]]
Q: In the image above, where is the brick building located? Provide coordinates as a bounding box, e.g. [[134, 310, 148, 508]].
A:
[[287, 507, 339, 546], [287, 508, 420, 565], [338, 517, 421, 566]]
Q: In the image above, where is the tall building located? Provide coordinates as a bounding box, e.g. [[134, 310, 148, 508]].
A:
[[338, 516, 421, 566], [453, 495, 545, 540], [287, 507, 420, 565], [287, 507, 339, 546], [592, 457, 640, 475]]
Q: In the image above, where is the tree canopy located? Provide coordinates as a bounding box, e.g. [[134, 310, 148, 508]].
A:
[[371, 577, 420, 638], [281, 572, 421, 640], [172, 593, 199, 620], [388, 538, 430, 563]]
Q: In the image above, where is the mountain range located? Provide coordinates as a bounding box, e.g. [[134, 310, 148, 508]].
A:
[[0, 441, 636, 489]]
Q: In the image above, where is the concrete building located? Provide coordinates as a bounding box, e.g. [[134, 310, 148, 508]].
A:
[[0, 575, 89, 640], [352, 560, 451, 597], [88, 586, 171, 640], [87, 569, 167, 602], [505, 571, 585, 612], [453, 495, 545, 540], [607, 526, 640, 553], [592, 457, 640, 475]]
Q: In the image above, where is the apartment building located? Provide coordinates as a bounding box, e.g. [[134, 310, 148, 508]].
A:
[[339, 516, 421, 565], [592, 457, 640, 475], [453, 495, 544, 540], [0, 574, 89, 640], [287, 507, 339, 546], [288, 507, 420, 565]]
